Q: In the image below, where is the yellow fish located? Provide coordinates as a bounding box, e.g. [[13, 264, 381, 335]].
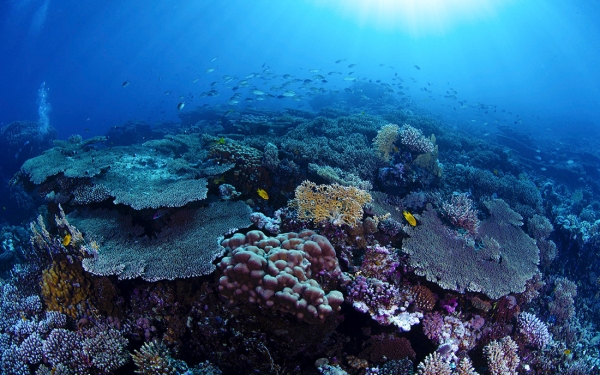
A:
[[210, 137, 226, 147], [62, 233, 72, 246], [213, 175, 225, 185], [403, 210, 417, 226], [257, 188, 269, 200]]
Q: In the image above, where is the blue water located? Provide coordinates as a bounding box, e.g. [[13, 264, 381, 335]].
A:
[[1, 0, 599, 139]]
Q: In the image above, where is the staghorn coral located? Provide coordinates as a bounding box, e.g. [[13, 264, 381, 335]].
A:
[[484, 336, 520, 375], [441, 192, 480, 235], [399, 124, 435, 154], [417, 352, 452, 375], [456, 357, 479, 375], [402, 200, 539, 299], [77, 200, 252, 281], [518, 312, 552, 349], [290, 180, 372, 227], [279, 115, 383, 180]]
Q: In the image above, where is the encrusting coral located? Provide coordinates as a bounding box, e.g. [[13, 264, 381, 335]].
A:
[[41, 259, 93, 319]]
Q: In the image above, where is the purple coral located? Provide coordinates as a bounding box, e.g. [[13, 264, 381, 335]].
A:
[[360, 245, 400, 281], [518, 312, 552, 349], [347, 276, 400, 324]]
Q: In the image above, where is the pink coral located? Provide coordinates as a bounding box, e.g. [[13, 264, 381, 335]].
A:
[[442, 192, 480, 235], [218, 230, 343, 324]]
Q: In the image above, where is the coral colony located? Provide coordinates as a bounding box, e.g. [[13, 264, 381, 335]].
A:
[[0, 104, 599, 375]]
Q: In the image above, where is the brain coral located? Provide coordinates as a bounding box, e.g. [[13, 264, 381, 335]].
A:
[[218, 229, 344, 324], [402, 199, 539, 299]]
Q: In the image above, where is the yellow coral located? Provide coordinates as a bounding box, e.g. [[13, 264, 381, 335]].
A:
[[290, 180, 371, 227], [373, 123, 399, 162], [41, 259, 93, 319]]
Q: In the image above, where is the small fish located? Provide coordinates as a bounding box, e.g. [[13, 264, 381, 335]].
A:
[[348, 63, 357, 68], [177, 102, 185, 110], [282, 90, 297, 97], [252, 89, 265, 95], [257, 188, 269, 200], [153, 208, 172, 220], [403, 211, 417, 226], [414, 64, 421, 70], [205, 67, 217, 73], [164, 90, 171, 95], [62, 234, 72, 246], [210, 56, 218, 62], [335, 59, 346, 63], [308, 69, 320, 73], [343, 76, 357, 81], [213, 175, 226, 185], [122, 80, 130, 87], [193, 78, 200, 83]]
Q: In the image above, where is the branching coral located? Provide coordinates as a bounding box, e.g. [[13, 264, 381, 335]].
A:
[[484, 336, 520, 375], [290, 180, 372, 227], [399, 124, 435, 154], [373, 123, 399, 162], [442, 192, 480, 235], [132, 341, 186, 375]]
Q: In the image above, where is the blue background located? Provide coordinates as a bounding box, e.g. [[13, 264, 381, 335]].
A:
[[1, 0, 599, 139]]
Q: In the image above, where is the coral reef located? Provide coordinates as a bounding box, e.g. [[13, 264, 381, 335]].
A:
[[3, 100, 600, 375]]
